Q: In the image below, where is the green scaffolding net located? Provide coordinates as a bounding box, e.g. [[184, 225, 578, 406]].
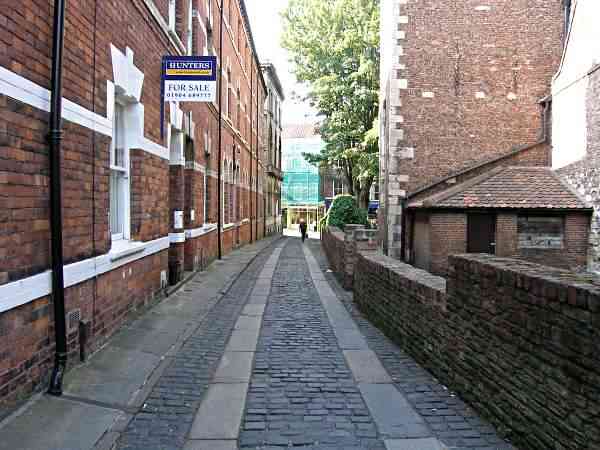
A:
[[282, 171, 321, 206], [282, 136, 324, 207]]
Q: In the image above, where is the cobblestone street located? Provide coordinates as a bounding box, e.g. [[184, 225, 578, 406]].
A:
[[0, 237, 514, 450], [118, 237, 513, 450]]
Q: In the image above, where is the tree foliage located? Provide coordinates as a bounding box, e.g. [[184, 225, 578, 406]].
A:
[[326, 195, 368, 229], [282, 0, 380, 209]]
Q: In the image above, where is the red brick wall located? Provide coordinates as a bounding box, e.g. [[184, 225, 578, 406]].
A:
[[131, 151, 170, 242], [0, 0, 269, 406], [184, 230, 219, 272], [496, 212, 589, 271], [429, 213, 467, 276], [354, 251, 600, 450], [0, 249, 167, 406], [495, 213, 519, 257], [397, 1, 563, 192], [422, 211, 590, 275]]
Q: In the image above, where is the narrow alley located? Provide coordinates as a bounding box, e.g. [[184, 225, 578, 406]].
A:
[[0, 237, 514, 450]]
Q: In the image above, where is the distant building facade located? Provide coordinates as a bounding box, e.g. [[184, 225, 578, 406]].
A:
[[282, 124, 324, 231], [552, 0, 600, 273], [261, 63, 285, 236], [377, 0, 590, 275]]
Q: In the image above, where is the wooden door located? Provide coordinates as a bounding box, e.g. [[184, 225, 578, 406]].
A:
[[467, 213, 496, 254]]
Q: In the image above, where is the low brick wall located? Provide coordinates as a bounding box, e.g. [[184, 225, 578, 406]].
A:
[[353, 251, 600, 450], [322, 226, 378, 289], [321, 227, 346, 282]]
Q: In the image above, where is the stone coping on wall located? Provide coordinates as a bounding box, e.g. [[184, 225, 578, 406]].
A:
[[449, 253, 600, 312], [360, 251, 448, 294], [351, 247, 600, 449]]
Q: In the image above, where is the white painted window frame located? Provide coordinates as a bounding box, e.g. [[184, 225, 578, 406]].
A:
[[168, 0, 177, 32], [110, 100, 131, 243], [187, 0, 194, 55]]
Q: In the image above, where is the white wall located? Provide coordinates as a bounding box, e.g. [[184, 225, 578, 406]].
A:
[[552, 0, 600, 169]]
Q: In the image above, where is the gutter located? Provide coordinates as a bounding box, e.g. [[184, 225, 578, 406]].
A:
[[47, 0, 67, 396]]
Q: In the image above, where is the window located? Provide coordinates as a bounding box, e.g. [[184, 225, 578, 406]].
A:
[[110, 104, 129, 242], [236, 81, 241, 130], [333, 179, 345, 197], [225, 61, 231, 118], [518, 216, 564, 249], [168, 0, 176, 32]]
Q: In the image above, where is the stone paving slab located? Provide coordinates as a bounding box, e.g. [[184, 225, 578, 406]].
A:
[[344, 351, 393, 384], [63, 346, 161, 407], [385, 438, 447, 450], [0, 396, 119, 450], [226, 329, 261, 352], [188, 383, 249, 440], [359, 383, 430, 439], [242, 304, 266, 317], [213, 352, 255, 383], [235, 315, 263, 331], [183, 440, 237, 450]]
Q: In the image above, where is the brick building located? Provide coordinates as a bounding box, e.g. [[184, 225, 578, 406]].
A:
[[552, 0, 600, 273], [378, 0, 585, 272], [407, 167, 592, 276], [0, 0, 270, 405], [260, 62, 284, 236]]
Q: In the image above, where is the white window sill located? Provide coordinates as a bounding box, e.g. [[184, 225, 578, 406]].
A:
[[109, 240, 145, 262], [223, 223, 235, 230]]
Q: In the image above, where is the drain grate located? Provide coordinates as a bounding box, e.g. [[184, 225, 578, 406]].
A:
[[67, 309, 81, 333]]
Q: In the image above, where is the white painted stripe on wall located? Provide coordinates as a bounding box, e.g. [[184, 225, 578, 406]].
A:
[[0, 66, 113, 137], [0, 66, 169, 160], [186, 224, 218, 239], [0, 236, 170, 314], [169, 232, 186, 243], [141, 138, 169, 160]]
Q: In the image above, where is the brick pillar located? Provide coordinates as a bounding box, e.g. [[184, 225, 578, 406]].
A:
[[169, 163, 185, 285], [343, 225, 365, 290], [344, 226, 379, 290]]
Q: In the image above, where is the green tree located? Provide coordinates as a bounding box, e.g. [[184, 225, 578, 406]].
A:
[[282, 0, 380, 209]]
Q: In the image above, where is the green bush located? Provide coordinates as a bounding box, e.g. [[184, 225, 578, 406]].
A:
[[326, 195, 368, 229]]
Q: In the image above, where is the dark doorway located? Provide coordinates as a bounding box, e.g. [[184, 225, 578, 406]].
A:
[[467, 213, 496, 254]]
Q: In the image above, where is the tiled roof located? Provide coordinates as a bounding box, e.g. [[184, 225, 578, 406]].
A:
[[283, 123, 320, 139], [409, 167, 591, 210]]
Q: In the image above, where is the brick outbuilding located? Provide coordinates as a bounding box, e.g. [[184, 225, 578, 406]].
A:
[[406, 167, 592, 276]]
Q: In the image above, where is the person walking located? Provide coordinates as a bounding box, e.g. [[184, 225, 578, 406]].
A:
[[299, 219, 308, 243]]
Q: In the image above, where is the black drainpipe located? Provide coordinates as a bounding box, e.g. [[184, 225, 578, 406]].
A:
[[249, 66, 254, 243], [217, 0, 224, 259], [255, 85, 259, 239], [48, 0, 67, 396]]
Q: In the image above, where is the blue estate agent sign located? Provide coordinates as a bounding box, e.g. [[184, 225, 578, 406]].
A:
[[162, 55, 217, 102]]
